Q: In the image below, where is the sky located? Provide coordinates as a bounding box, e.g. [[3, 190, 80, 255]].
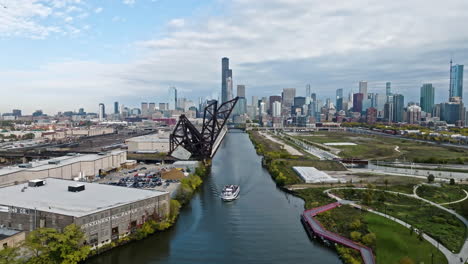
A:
[[1, 0, 468, 114]]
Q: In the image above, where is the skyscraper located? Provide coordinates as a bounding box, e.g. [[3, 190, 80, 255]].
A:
[[359, 81, 368, 98], [221, 57, 233, 103], [168, 87, 177, 110], [393, 94, 405, 123], [450, 63, 464, 99], [353, 93, 363, 113], [272, 101, 282, 117], [336, 88, 343, 111], [269, 96, 282, 115], [98, 103, 105, 121], [282, 88, 296, 108], [114, 102, 119, 114], [420, 83, 435, 113], [141, 102, 148, 116], [386, 82, 392, 96], [237, 85, 246, 98]]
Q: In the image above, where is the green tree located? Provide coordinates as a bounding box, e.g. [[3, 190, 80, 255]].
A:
[[22, 133, 35, 140], [427, 174, 435, 183], [24, 224, 89, 264], [0, 246, 21, 264], [362, 232, 376, 248], [449, 178, 455, 185], [350, 231, 362, 241]]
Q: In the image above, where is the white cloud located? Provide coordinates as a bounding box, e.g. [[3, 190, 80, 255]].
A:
[[94, 7, 103, 13], [2, 0, 468, 113], [168, 18, 185, 28], [122, 0, 136, 5]]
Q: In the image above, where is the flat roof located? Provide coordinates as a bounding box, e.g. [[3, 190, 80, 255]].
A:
[[0, 228, 22, 240], [126, 134, 169, 143], [0, 178, 168, 217], [0, 150, 125, 176], [293, 166, 339, 184]]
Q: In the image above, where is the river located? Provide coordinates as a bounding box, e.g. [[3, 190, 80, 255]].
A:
[[86, 131, 341, 264]]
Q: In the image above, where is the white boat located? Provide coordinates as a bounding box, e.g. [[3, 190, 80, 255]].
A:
[[221, 185, 240, 201]]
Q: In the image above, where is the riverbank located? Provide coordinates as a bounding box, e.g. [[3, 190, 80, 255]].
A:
[[247, 129, 459, 264]]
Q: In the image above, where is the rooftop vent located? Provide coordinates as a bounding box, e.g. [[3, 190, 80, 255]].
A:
[[28, 179, 45, 187], [48, 160, 60, 165], [18, 163, 32, 168], [68, 184, 85, 192]]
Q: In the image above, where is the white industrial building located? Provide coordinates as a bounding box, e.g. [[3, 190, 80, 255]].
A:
[[293, 166, 340, 183], [125, 133, 170, 153], [0, 150, 127, 187]]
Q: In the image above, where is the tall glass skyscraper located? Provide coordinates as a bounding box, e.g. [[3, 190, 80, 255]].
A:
[[221, 57, 232, 103], [386, 82, 392, 96], [168, 86, 177, 110], [336, 88, 343, 111], [393, 94, 405, 122], [420, 83, 435, 113], [450, 64, 464, 99]]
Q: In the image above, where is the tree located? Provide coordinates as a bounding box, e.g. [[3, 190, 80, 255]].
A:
[[350, 231, 362, 241], [362, 232, 377, 248], [417, 231, 424, 241], [384, 179, 389, 190], [0, 246, 20, 264], [449, 178, 455, 185], [427, 174, 435, 183], [24, 225, 89, 264], [22, 133, 35, 140]]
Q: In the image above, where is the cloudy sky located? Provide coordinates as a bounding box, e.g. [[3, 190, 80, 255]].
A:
[[1, 0, 467, 114]]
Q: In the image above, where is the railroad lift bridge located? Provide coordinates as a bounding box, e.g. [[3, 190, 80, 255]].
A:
[[169, 97, 239, 160]]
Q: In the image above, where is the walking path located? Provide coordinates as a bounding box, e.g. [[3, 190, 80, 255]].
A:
[[258, 132, 303, 156], [302, 203, 375, 264], [413, 184, 468, 205], [323, 186, 468, 263]]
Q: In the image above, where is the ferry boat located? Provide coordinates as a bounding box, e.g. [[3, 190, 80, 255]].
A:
[[221, 185, 240, 201]]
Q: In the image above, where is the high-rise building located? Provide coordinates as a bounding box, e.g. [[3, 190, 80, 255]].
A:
[[98, 103, 105, 121], [336, 88, 343, 111], [168, 87, 177, 110], [311, 93, 317, 102], [141, 102, 148, 116], [237, 85, 246, 98], [441, 97, 465, 125], [149, 103, 156, 114], [406, 105, 422, 124], [114, 102, 119, 114], [366, 107, 377, 124], [386, 82, 392, 96], [450, 63, 464, 99], [221, 57, 233, 103], [282, 88, 296, 108], [227, 72, 233, 101], [420, 83, 435, 114], [359, 81, 368, 98], [269, 96, 282, 115], [353, 93, 364, 113], [159, 103, 168, 111], [272, 101, 282, 117], [393, 94, 405, 123]]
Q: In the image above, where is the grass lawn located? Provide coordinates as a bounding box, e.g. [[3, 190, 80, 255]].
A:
[[294, 187, 335, 209], [330, 189, 466, 252], [364, 213, 447, 264], [446, 185, 468, 219], [296, 132, 468, 163], [416, 184, 467, 204]]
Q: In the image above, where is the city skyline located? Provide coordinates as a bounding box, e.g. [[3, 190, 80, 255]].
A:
[[1, 0, 468, 113]]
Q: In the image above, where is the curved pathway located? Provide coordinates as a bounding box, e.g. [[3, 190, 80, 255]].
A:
[[323, 187, 468, 264], [302, 203, 375, 264], [413, 184, 468, 205]]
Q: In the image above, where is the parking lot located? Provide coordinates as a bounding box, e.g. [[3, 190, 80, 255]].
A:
[[96, 162, 181, 197]]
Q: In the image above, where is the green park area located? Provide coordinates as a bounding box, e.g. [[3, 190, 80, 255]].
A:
[[295, 132, 468, 164], [330, 188, 466, 253], [294, 189, 448, 264], [416, 184, 467, 204]]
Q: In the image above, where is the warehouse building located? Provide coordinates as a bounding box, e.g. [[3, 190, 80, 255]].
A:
[[0, 178, 170, 248], [125, 133, 169, 153], [0, 150, 127, 187]]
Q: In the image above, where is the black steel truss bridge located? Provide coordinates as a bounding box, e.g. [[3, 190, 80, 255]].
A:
[[169, 97, 239, 160]]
